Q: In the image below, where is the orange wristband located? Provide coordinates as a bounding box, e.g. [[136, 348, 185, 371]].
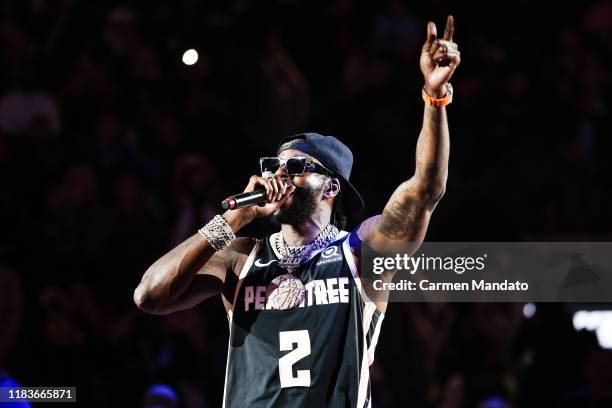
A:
[[422, 83, 453, 107]]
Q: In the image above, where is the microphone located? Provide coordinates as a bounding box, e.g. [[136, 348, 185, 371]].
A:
[[221, 186, 268, 210]]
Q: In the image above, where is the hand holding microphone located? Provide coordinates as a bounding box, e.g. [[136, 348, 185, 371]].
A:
[[221, 175, 295, 217], [221, 186, 268, 210]]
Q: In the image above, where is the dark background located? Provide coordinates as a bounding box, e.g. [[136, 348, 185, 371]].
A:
[[1, 0, 611, 407]]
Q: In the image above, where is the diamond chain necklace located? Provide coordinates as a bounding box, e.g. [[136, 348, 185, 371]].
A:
[[273, 224, 340, 270]]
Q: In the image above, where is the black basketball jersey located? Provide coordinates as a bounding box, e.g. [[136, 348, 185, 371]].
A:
[[223, 231, 384, 408]]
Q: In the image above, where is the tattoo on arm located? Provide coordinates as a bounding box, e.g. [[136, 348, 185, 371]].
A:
[[377, 187, 421, 240], [373, 105, 448, 242]]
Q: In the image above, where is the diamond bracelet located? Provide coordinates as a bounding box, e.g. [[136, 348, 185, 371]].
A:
[[198, 215, 236, 251]]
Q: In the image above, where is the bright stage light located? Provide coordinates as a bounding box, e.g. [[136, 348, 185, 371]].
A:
[[573, 310, 612, 349], [522, 303, 536, 318], [182, 49, 198, 65]]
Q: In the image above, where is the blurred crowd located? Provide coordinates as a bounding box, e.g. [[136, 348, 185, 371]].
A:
[[1, 0, 612, 406]]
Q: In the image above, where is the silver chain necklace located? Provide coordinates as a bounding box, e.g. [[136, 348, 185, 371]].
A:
[[265, 223, 340, 310], [272, 223, 340, 270]]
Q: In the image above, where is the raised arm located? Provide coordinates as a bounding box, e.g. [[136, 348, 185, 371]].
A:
[[356, 15, 461, 254]]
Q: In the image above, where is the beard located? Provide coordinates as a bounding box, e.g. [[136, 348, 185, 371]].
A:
[[271, 183, 323, 226]]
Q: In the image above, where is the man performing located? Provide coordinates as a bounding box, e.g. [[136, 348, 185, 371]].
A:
[[134, 16, 460, 407]]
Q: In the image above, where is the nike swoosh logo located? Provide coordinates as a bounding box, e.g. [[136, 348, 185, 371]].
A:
[[254, 259, 277, 267]]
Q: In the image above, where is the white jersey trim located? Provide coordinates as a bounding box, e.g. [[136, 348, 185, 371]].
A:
[[222, 313, 233, 408], [341, 233, 383, 312], [227, 240, 260, 317], [341, 233, 383, 406], [223, 240, 260, 407], [239, 240, 260, 280], [356, 318, 372, 408], [368, 315, 384, 366]]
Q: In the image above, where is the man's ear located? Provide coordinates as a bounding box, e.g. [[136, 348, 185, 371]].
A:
[[323, 178, 341, 198]]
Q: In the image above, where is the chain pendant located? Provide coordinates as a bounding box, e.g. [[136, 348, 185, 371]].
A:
[[264, 224, 339, 310], [265, 273, 305, 310]]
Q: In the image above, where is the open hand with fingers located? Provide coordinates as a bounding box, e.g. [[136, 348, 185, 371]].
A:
[[421, 15, 461, 98]]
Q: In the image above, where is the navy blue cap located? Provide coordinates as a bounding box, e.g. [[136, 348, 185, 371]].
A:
[[278, 132, 364, 211]]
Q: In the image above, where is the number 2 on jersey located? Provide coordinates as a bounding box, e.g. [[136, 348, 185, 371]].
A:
[[278, 330, 311, 388]]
